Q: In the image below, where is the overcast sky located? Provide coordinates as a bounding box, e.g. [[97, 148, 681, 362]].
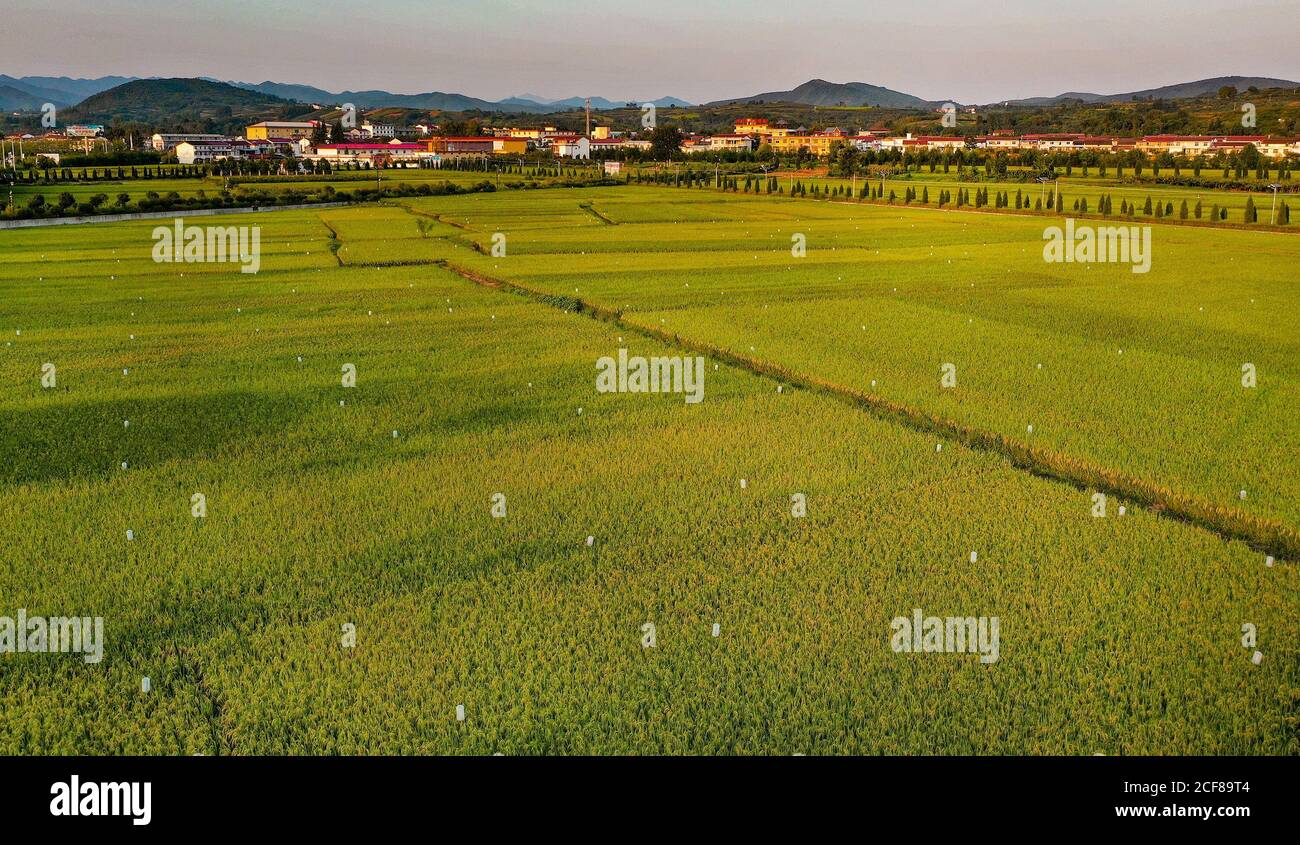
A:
[[4, 0, 1296, 103]]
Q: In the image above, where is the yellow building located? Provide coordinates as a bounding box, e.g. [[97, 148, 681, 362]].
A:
[[494, 126, 555, 139], [769, 133, 841, 157], [735, 118, 791, 141], [425, 136, 528, 155], [492, 137, 528, 155], [592, 126, 611, 140], [246, 121, 317, 141]]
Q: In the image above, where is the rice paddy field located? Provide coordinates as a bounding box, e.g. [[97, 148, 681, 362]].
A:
[[0, 183, 1296, 755]]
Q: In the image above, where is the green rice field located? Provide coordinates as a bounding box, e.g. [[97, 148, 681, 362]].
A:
[[1, 183, 1295, 754]]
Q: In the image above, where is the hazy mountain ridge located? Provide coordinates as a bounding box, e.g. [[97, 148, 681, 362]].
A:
[[0, 74, 134, 107], [1003, 75, 1300, 106], [227, 82, 692, 112], [0, 84, 50, 111], [59, 78, 303, 132], [707, 79, 941, 109], [4, 73, 1298, 119]]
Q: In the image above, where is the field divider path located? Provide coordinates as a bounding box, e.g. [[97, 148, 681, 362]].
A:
[[385, 201, 477, 231], [317, 216, 345, 266], [438, 258, 1299, 562], [578, 201, 618, 225]]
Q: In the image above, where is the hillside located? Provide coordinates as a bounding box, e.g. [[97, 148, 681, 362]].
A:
[[708, 79, 937, 109], [0, 84, 48, 111], [0, 74, 134, 107], [1008, 75, 1300, 106], [63, 78, 311, 131]]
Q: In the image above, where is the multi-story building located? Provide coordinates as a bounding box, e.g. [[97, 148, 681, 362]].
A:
[[360, 121, 396, 138], [850, 134, 885, 152], [311, 143, 429, 164], [424, 136, 527, 155], [679, 136, 709, 155], [1074, 136, 1120, 151], [707, 134, 755, 152], [1257, 137, 1300, 159], [553, 136, 591, 158], [768, 131, 846, 157], [591, 138, 651, 154], [152, 133, 228, 151], [245, 121, 318, 142], [174, 139, 240, 164], [734, 118, 793, 140], [492, 126, 557, 139], [426, 136, 494, 154], [902, 136, 969, 151], [1021, 133, 1085, 151], [979, 130, 1021, 151], [1135, 135, 1227, 156], [1137, 134, 1299, 159]]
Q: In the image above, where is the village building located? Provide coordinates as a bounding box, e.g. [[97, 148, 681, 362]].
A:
[[152, 132, 228, 151], [245, 121, 318, 142]]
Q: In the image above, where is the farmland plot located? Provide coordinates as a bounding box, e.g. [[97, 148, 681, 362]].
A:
[[432, 188, 1300, 534], [0, 195, 1295, 755]]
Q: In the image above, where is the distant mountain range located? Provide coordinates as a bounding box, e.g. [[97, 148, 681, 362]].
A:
[[0, 84, 49, 111], [0, 74, 692, 113], [222, 82, 690, 112], [1001, 76, 1300, 106], [504, 93, 692, 110], [62, 78, 297, 130], [222, 80, 504, 112], [3, 73, 1298, 118], [0, 74, 133, 108], [707, 79, 942, 109]]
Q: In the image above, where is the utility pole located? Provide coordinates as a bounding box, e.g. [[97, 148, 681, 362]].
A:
[[585, 98, 591, 138], [1267, 183, 1281, 224]]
